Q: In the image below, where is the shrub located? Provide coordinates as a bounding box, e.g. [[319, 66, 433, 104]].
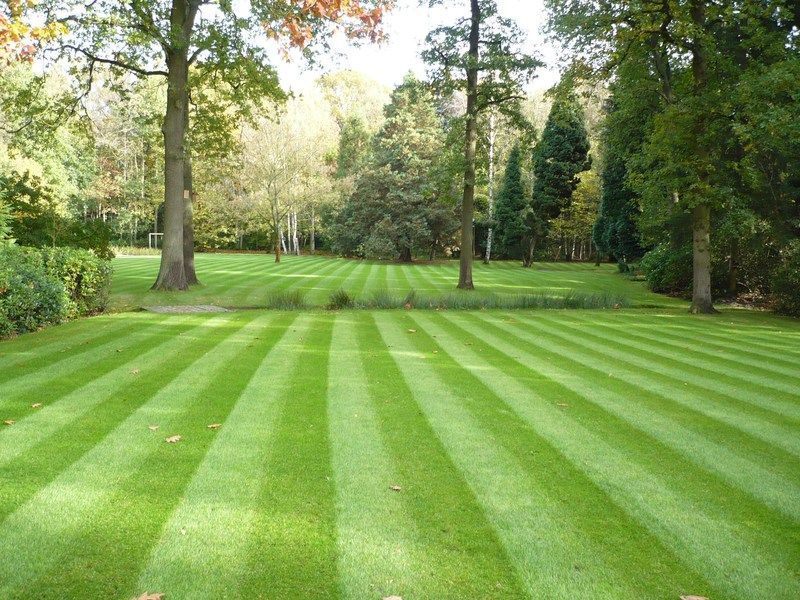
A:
[[772, 240, 800, 316], [640, 244, 692, 295], [37, 247, 113, 318], [0, 246, 67, 336], [327, 289, 354, 310]]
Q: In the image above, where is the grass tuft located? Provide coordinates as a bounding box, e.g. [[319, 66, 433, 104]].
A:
[[327, 289, 354, 310], [265, 290, 307, 310]]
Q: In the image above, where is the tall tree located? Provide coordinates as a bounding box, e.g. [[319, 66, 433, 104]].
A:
[[33, 0, 389, 290], [424, 0, 539, 289], [529, 93, 590, 261], [492, 144, 526, 259]]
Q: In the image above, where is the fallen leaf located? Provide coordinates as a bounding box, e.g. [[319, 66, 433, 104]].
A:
[[383, 596, 403, 600], [679, 596, 709, 600], [557, 403, 568, 407], [131, 593, 164, 600], [165, 435, 182, 443], [31, 403, 43, 409], [407, 329, 417, 333], [207, 423, 221, 430], [148, 425, 160, 431], [131, 368, 140, 375], [3, 420, 14, 426], [389, 485, 402, 492]]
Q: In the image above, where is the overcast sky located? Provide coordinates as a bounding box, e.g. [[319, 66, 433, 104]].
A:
[[273, 0, 561, 93]]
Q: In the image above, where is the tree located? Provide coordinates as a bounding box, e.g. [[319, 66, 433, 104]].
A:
[[34, 0, 389, 290], [424, 0, 539, 289], [529, 93, 590, 261], [330, 76, 452, 261], [492, 144, 526, 259], [335, 117, 371, 179], [594, 154, 641, 267]]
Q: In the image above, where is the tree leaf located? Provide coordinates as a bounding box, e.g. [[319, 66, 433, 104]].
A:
[[407, 329, 417, 333], [165, 435, 182, 443]]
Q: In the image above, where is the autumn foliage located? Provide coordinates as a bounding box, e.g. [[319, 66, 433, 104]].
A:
[[275, 0, 392, 49]]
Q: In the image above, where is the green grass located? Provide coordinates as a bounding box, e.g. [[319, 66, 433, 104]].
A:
[[110, 254, 679, 309], [1, 256, 798, 599]]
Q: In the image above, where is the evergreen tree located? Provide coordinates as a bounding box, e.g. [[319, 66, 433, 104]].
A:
[[330, 76, 451, 261], [529, 94, 590, 261], [492, 145, 526, 258], [336, 116, 371, 178], [594, 152, 642, 268]]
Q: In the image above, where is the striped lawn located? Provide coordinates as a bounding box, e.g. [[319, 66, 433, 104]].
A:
[[0, 303, 798, 599], [110, 254, 680, 309]]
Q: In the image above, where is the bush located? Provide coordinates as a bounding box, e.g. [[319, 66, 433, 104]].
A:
[[36, 247, 113, 318], [327, 289, 354, 310], [772, 240, 800, 316], [640, 244, 693, 295], [0, 246, 67, 336]]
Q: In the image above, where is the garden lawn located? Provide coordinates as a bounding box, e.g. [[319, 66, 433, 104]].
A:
[[0, 301, 798, 598], [109, 253, 681, 309]]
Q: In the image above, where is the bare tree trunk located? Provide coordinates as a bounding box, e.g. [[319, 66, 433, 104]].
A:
[[182, 90, 199, 285], [292, 211, 300, 255], [310, 202, 316, 254], [458, 0, 480, 290], [483, 109, 496, 264], [152, 0, 198, 291], [689, 0, 716, 314]]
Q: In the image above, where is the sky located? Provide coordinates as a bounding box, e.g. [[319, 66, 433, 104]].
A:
[[273, 0, 561, 94]]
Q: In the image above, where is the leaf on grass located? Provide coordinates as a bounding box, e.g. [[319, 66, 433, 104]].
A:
[[407, 329, 417, 333], [383, 596, 403, 600], [389, 485, 402, 492], [165, 435, 182, 443], [131, 593, 164, 600], [679, 596, 709, 600], [131, 368, 140, 375], [31, 403, 43, 409], [557, 403, 568, 407], [207, 423, 221, 430], [148, 425, 160, 431], [3, 420, 14, 426]]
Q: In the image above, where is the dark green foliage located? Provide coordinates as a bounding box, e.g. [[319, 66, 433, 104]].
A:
[[37, 247, 113, 317], [493, 145, 527, 257], [327, 289, 354, 310], [594, 153, 642, 266], [0, 246, 67, 337], [0, 198, 12, 245], [330, 76, 455, 261], [336, 116, 371, 178], [532, 95, 591, 223], [772, 241, 800, 316], [639, 244, 692, 296]]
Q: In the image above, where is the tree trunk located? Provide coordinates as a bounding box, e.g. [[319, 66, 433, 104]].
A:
[[688, 0, 716, 314], [152, 0, 198, 291], [457, 0, 480, 290], [690, 204, 715, 313], [522, 236, 535, 268], [310, 203, 316, 254], [399, 247, 412, 263], [483, 109, 496, 264], [182, 89, 199, 285]]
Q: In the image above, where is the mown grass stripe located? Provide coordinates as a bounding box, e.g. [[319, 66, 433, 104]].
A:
[[575, 312, 800, 384], [374, 312, 656, 599], [237, 314, 340, 598], [326, 313, 420, 599], [17, 313, 295, 599], [503, 313, 800, 456], [431, 311, 800, 522], [0, 312, 255, 594], [357, 315, 528, 598], [133, 314, 312, 599], [0, 314, 171, 402], [431, 312, 799, 599], [0, 316, 212, 464]]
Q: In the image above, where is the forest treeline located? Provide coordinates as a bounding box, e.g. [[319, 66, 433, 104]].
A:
[[1, 0, 798, 315]]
